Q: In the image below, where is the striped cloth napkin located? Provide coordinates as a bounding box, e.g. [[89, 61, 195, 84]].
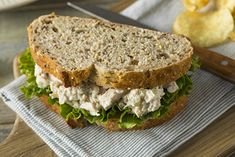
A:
[[0, 70, 235, 157]]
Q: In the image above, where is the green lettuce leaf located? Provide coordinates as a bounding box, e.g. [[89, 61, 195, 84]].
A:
[[19, 49, 200, 129], [60, 104, 73, 119], [119, 108, 142, 128], [190, 56, 201, 73], [19, 48, 52, 98]]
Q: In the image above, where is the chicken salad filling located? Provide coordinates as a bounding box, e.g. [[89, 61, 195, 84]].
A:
[[35, 64, 179, 117], [19, 49, 199, 129]]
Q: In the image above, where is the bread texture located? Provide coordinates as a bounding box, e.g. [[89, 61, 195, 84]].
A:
[[39, 95, 188, 131], [28, 13, 193, 89]]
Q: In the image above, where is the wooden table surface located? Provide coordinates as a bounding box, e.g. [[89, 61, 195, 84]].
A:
[[1, 0, 235, 157]]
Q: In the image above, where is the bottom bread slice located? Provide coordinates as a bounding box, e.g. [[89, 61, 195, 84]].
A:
[[39, 95, 188, 131]]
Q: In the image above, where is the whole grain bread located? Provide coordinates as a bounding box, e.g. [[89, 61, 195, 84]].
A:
[[28, 13, 193, 89], [39, 95, 188, 131]]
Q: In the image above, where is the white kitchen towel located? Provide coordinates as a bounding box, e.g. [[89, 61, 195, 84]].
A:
[[1, 69, 235, 157], [121, 0, 235, 60], [1, 1, 235, 157]]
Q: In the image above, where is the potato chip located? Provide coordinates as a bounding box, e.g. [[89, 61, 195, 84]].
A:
[[173, 9, 234, 47], [183, 0, 209, 11], [232, 7, 235, 17], [215, 0, 235, 12], [229, 31, 235, 41]]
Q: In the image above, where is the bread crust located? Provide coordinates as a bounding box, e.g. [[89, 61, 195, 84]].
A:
[[39, 95, 187, 131], [94, 57, 192, 89], [28, 14, 193, 89]]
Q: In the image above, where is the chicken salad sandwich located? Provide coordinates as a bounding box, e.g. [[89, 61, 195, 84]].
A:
[[19, 14, 199, 131]]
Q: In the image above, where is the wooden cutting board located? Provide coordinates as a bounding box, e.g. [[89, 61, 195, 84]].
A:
[[1, 1, 235, 157]]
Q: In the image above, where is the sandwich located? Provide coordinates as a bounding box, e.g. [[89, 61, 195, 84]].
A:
[[19, 14, 199, 131]]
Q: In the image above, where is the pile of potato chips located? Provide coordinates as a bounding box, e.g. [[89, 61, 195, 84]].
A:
[[173, 0, 235, 47]]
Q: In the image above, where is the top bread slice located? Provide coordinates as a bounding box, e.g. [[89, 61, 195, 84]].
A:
[[28, 13, 193, 89]]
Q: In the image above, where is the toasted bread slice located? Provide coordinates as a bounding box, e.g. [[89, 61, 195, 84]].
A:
[[28, 13, 193, 89], [39, 95, 187, 131]]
